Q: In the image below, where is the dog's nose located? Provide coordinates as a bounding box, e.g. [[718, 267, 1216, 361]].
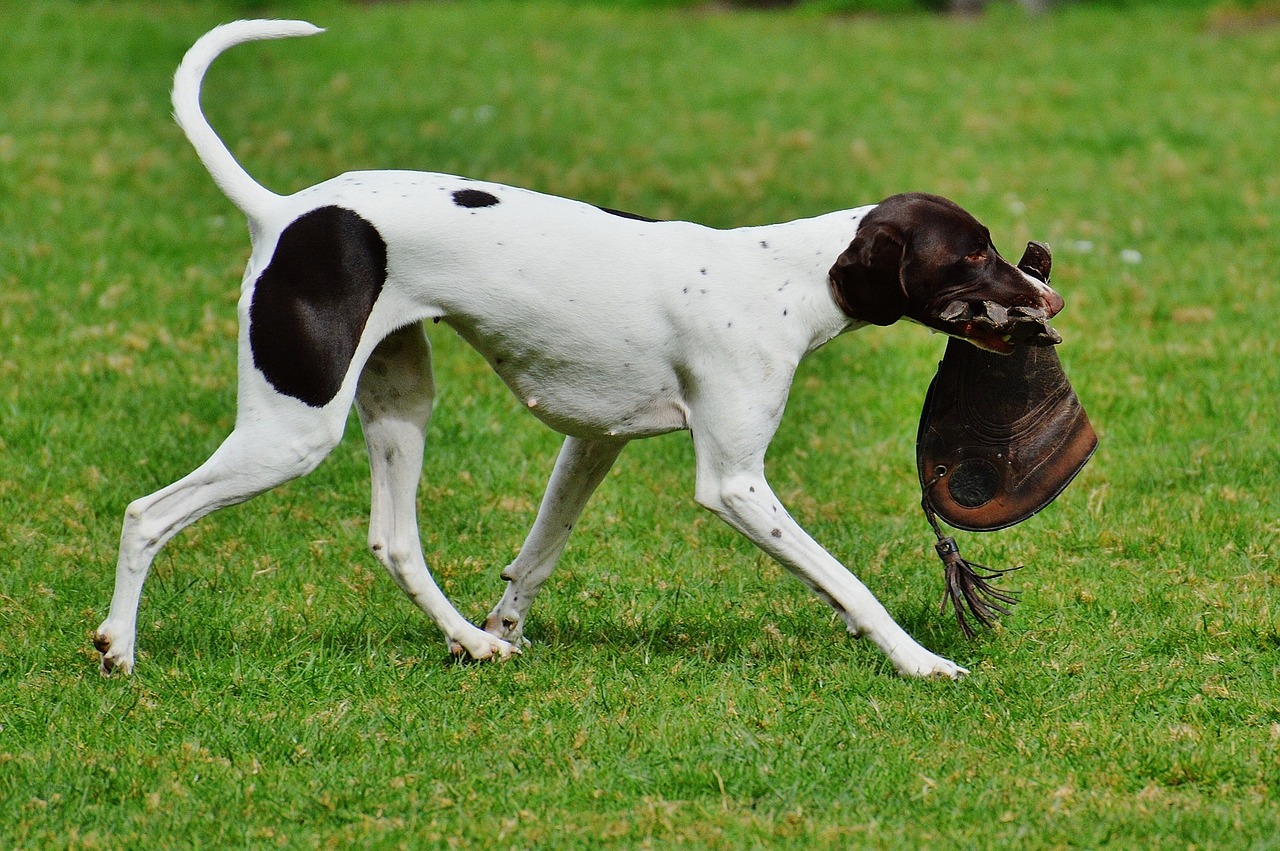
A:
[[1043, 287, 1064, 318]]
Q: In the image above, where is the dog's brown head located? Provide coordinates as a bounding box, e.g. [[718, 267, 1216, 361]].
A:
[[829, 193, 1064, 354]]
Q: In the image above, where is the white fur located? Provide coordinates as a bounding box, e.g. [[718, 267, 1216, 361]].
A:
[[95, 20, 971, 678]]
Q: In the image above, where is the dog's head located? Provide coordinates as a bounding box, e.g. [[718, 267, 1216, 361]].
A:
[[829, 193, 1064, 353]]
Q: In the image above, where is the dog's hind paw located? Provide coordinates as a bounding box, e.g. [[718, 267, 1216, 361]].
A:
[[480, 608, 532, 649]]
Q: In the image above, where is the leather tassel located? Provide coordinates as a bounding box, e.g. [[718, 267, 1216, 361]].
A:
[[920, 480, 1020, 638], [933, 535, 1020, 639]]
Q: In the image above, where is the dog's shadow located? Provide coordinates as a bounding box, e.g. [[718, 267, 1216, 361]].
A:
[[891, 599, 998, 660], [501, 600, 985, 669]]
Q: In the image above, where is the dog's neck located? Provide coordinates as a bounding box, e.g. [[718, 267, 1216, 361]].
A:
[[721, 208, 875, 356]]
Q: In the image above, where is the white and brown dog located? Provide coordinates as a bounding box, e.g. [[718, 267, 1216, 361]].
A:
[[94, 20, 1064, 679]]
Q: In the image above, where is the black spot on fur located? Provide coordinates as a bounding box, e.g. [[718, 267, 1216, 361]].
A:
[[453, 189, 500, 208], [249, 206, 387, 408], [596, 206, 660, 223]]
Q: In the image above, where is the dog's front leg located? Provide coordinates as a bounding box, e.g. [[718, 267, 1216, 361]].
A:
[[483, 436, 627, 646], [689, 396, 967, 679]]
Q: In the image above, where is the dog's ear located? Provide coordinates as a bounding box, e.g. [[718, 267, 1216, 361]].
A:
[[828, 222, 909, 326]]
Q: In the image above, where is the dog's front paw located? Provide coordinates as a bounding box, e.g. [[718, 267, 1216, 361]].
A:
[[93, 624, 135, 677], [896, 651, 969, 680], [447, 626, 521, 662]]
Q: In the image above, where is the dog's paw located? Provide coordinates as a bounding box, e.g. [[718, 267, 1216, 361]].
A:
[[92, 625, 135, 677], [890, 644, 967, 685], [447, 627, 520, 662], [481, 609, 532, 648], [891, 648, 968, 680]]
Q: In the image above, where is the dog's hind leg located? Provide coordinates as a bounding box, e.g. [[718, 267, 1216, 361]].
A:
[[482, 436, 626, 646], [94, 390, 350, 676], [356, 324, 518, 661]]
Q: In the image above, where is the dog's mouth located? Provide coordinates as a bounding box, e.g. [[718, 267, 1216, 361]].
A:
[[933, 300, 1062, 354], [930, 241, 1063, 354]]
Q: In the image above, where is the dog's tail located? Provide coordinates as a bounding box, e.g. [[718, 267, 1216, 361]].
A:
[[172, 20, 324, 222]]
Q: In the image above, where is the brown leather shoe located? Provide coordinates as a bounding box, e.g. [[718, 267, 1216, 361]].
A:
[[916, 242, 1097, 636]]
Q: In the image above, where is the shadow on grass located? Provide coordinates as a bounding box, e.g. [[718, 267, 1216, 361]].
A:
[[890, 596, 1011, 662], [130, 578, 1000, 677]]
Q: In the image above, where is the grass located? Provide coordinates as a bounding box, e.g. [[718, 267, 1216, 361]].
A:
[[2, 0, 1279, 846]]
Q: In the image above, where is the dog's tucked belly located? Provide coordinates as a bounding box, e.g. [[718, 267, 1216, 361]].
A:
[[443, 316, 690, 439]]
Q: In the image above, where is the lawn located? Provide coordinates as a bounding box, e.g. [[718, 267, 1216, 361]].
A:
[[2, 0, 1279, 846]]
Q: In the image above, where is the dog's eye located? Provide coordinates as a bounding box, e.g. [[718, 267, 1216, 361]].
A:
[[964, 250, 988, 263]]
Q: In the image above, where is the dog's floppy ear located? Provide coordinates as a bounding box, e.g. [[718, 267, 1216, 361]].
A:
[[828, 222, 909, 326]]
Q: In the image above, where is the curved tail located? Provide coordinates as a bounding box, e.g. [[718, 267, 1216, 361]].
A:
[[172, 20, 324, 222]]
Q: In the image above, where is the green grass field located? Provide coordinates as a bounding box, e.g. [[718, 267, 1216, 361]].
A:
[[2, 0, 1279, 846]]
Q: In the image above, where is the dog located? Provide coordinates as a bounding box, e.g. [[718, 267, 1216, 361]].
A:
[[93, 20, 1065, 679]]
